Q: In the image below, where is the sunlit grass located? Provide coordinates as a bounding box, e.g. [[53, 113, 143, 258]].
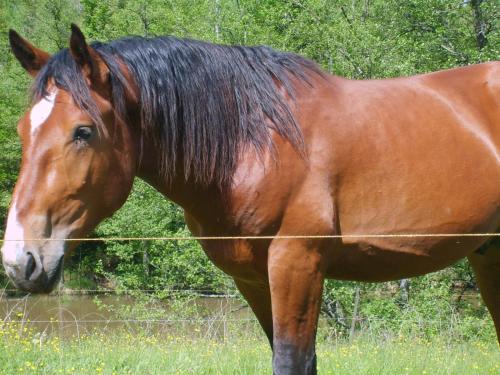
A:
[[0, 319, 499, 374]]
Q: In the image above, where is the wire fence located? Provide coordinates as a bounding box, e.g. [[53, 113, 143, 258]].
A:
[[0, 286, 494, 346], [1, 231, 493, 297], [0, 315, 490, 325], [0, 232, 497, 341], [0, 287, 486, 297]]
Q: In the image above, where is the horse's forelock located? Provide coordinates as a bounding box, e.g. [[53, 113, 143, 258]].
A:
[[30, 49, 107, 136]]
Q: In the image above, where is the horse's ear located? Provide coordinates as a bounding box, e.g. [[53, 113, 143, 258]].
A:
[[69, 24, 108, 86], [9, 30, 50, 77]]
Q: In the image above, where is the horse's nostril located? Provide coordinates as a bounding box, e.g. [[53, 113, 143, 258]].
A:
[[24, 252, 37, 280]]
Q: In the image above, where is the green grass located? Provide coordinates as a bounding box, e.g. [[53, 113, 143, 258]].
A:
[[0, 320, 499, 375]]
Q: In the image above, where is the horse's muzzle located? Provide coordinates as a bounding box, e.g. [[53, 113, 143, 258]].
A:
[[3, 250, 63, 293]]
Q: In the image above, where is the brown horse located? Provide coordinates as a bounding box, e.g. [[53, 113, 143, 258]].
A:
[[2, 24, 499, 374]]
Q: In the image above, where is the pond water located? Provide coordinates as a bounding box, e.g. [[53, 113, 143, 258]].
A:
[[0, 293, 255, 339], [1, 291, 484, 340]]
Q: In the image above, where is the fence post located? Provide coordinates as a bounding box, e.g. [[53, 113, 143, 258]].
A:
[[399, 279, 410, 306], [350, 287, 361, 340]]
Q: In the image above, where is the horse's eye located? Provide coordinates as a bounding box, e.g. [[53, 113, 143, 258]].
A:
[[73, 126, 94, 143]]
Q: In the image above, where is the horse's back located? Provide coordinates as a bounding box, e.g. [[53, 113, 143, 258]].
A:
[[419, 61, 500, 132]]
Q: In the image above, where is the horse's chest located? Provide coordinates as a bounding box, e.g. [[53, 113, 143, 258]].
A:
[[200, 239, 269, 281]]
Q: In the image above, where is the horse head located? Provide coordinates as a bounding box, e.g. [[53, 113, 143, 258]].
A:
[[2, 25, 137, 292]]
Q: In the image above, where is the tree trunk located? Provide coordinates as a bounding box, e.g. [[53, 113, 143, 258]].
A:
[[214, 0, 221, 41], [142, 240, 151, 276], [470, 0, 487, 50]]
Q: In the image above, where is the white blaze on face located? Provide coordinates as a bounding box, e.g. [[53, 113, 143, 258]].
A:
[[2, 90, 58, 266], [29, 90, 57, 136], [1, 201, 25, 266]]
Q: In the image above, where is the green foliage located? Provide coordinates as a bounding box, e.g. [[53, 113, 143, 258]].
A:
[[322, 260, 493, 341], [83, 180, 230, 293]]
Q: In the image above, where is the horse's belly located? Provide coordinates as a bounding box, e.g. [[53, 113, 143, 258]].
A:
[[325, 234, 492, 282]]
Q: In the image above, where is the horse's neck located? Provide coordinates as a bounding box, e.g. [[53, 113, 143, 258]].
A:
[[137, 161, 229, 232]]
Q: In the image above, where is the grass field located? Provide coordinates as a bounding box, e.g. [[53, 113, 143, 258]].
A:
[[1, 320, 499, 375]]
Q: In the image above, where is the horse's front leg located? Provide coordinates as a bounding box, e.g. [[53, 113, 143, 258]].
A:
[[269, 238, 327, 375], [234, 277, 274, 347]]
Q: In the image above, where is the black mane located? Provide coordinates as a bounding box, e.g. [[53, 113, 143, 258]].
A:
[[32, 35, 323, 187]]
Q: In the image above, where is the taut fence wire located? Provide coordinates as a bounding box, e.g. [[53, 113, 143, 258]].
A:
[[1, 232, 499, 242], [1, 317, 486, 324]]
